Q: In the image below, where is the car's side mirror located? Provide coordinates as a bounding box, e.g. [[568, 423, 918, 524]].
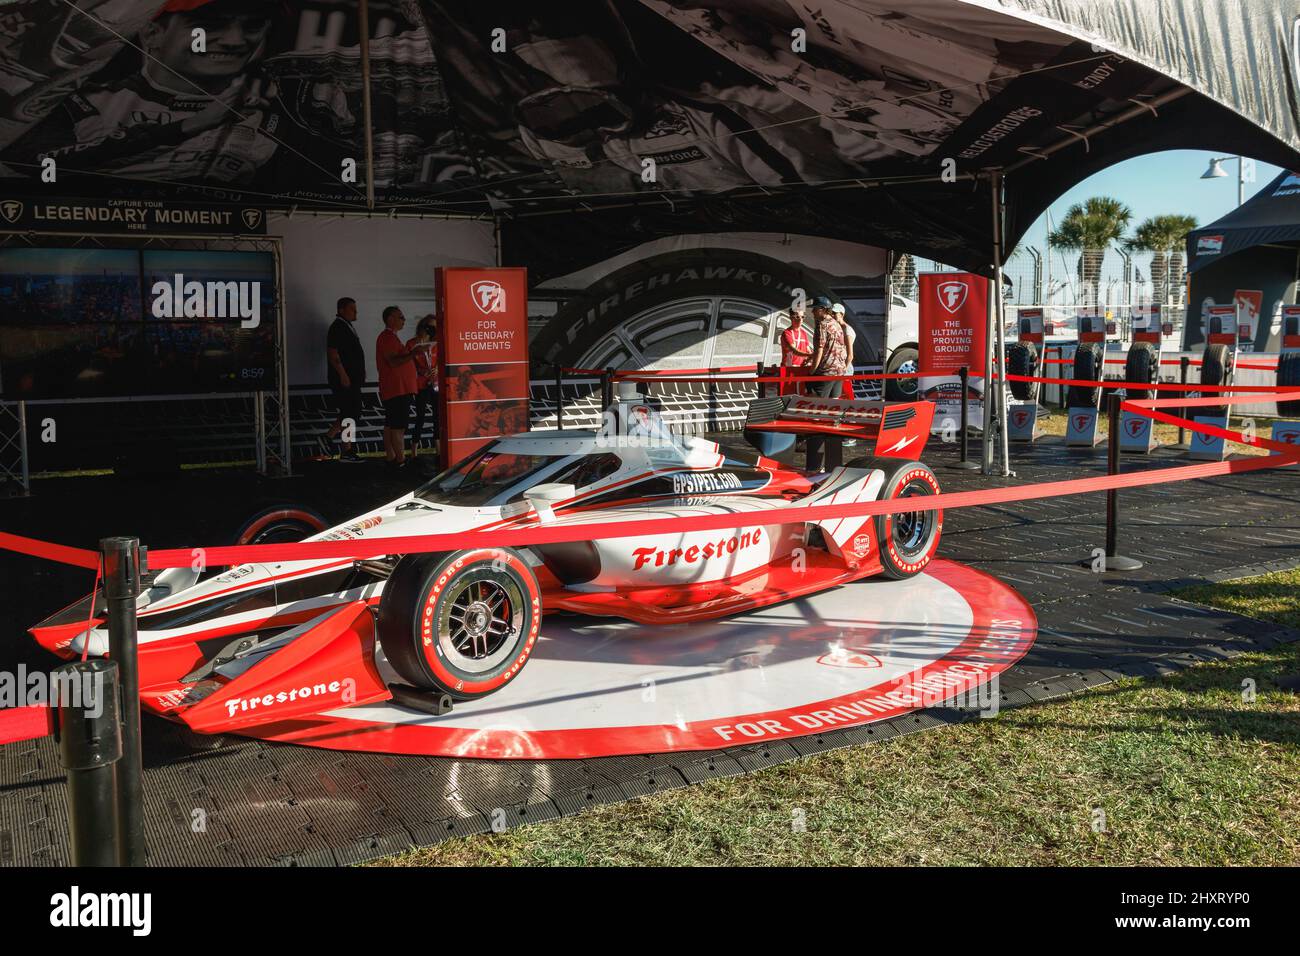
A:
[[524, 483, 575, 524]]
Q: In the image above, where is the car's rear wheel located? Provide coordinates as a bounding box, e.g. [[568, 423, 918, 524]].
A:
[[848, 456, 943, 579], [377, 548, 541, 701], [233, 504, 328, 545]]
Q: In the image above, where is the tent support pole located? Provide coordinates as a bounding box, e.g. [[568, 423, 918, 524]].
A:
[[985, 170, 1012, 476], [358, 0, 376, 210]]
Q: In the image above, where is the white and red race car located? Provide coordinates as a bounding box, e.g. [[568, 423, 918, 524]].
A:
[[30, 396, 940, 740]]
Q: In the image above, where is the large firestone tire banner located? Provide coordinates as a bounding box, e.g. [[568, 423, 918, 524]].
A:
[[917, 272, 989, 432], [435, 267, 529, 465]]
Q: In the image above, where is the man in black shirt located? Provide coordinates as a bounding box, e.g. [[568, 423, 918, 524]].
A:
[[321, 297, 365, 462]]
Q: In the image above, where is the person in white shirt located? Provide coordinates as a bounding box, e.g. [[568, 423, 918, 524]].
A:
[[831, 302, 856, 399]]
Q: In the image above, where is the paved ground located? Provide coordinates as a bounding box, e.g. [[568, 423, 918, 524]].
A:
[[0, 434, 1296, 865]]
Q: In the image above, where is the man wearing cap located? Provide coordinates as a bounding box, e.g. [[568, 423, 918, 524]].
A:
[[806, 296, 850, 471]]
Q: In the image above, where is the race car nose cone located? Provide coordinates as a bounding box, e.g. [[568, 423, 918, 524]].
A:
[[68, 627, 109, 658]]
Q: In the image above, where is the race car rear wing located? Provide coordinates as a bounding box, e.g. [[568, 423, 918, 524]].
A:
[[743, 395, 934, 462]]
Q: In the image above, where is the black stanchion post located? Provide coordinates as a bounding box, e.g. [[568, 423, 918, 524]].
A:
[[1174, 355, 1191, 449], [1055, 346, 1068, 411], [101, 537, 145, 866], [56, 658, 122, 867], [554, 363, 564, 431], [950, 366, 980, 471], [1097, 395, 1143, 572], [756, 363, 767, 399], [601, 367, 614, 413]]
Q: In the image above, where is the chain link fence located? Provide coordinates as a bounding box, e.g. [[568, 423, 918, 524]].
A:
[[894, 246, 1191, 343], [896, 246, 1190, 310]]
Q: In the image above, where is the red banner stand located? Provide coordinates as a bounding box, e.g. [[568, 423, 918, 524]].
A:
[[917, 272, 989, 432], [435, 267, 531, 467]]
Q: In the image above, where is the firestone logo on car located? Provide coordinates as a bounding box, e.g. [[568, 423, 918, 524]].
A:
[[223, 680, 346, 718], [471, 280, 507, 314], [633, 528, 763, 570]]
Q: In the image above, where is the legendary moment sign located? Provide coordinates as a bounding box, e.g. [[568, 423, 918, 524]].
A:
[[0, 197, 266, 235], [436, 267, 530, 463], [917, 272, 989, 432]]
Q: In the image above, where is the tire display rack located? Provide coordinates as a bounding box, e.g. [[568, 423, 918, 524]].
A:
[[0, 438, 1296, 866]]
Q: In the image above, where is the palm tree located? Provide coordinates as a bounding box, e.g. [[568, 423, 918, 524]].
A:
[[891, 253, 917, 300], [1127, 214, 1198, 305], [1047, 197, 1134, 309]]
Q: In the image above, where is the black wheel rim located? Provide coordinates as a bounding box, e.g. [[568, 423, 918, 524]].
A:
[[250, 521, 314, 544], [438, 570, 525, 673], [892, 483, 935, 559]]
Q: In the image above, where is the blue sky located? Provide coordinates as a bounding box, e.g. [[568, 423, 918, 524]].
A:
[[1014, 150, 1284, 254]]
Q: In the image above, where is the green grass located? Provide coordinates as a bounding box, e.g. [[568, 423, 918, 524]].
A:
[[372, 569, 1300, 867]]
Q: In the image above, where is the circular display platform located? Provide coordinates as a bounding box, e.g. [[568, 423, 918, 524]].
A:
[[255, 560, 1036, 759]]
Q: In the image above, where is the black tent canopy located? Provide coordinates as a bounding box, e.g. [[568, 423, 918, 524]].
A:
[[0, 0, 1298, 279], [1187, 170, 1300, 273]]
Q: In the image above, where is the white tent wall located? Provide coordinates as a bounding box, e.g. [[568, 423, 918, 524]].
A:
[[270, 214, 497, 387]]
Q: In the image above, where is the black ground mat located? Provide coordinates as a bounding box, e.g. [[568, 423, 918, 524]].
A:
[[0, 434, 1296, 865]]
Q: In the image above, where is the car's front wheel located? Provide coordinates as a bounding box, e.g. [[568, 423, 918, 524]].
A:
[[377, 549, 542, 701]]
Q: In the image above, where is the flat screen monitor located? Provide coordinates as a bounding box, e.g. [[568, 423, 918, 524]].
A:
[[0, 246, 277, 400]]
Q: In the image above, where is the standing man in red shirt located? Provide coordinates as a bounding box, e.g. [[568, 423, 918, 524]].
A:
[[376, 306, 424, 468], [779, 302, 813, 395]]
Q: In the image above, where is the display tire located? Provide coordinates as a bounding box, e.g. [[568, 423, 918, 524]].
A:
[[1124, 342, 1159, 401], [377, 548, 542, 701], [1200, 343, 1234, 417], [232, 504, 328, 546], [885, 346, 920, 401], [531, 249, 841, 369], [1067, 343, 1104, 409], [1278, 352, 1300, 417], [1006, 342, 1039, 402], [846, 456, 943, 580]]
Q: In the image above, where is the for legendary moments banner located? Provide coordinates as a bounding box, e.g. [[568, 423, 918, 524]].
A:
[[436, 267, 529, 463]]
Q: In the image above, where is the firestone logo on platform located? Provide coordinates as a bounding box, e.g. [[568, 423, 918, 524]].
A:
[[471, 280, 507, 314]]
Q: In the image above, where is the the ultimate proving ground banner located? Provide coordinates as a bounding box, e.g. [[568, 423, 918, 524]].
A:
[[2, 1, 1296, 277]]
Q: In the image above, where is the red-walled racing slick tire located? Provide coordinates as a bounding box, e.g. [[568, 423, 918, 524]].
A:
[[850, 456, 943, 580], [233, 504, 328, 545], [378, 548, 542, 701]]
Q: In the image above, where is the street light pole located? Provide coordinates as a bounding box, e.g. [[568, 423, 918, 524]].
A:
[[1201, 155, 1247, 207]]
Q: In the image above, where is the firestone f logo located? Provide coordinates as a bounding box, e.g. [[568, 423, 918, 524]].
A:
[[471, 280, 506, 314], [938, 280, 969, 314]]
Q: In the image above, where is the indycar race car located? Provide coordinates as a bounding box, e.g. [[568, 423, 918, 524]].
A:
[[30, 395, 941, 739]]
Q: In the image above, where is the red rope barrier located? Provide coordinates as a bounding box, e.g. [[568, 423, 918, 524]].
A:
[[6, 390, 1297, 576], [0, 532, 99, 569], [1000, 373, 1285, 393]]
